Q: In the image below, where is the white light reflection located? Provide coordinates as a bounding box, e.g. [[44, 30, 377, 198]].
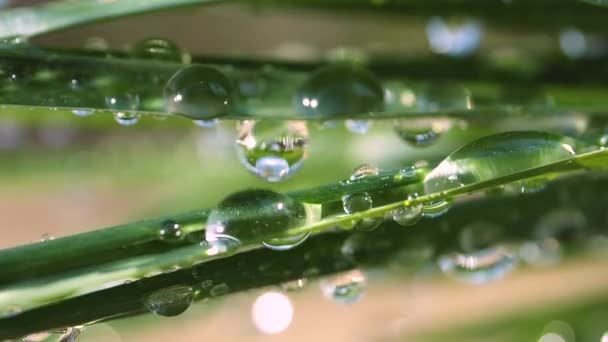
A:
[[251, 291, 294, 334]]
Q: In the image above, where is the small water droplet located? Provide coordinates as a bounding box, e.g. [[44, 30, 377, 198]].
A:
[[164, 65, 234, 119], [159, 220, 184, 242], [39, 233, 55, 242], [350, 164, 380, 180], [132, 38, 182, 62], [393, 117, 452, 147], [294, 64, 384, 118], [320, 269, 367, 305], [281, 278, 308, 292], [206, 189, 309, 251], [209, 283, 229, 297], [342, 193, 373, 214], [143, 285, 194, 317], [421, 198, 452, 218], [252, 291, 294, 334], [71, 109, 93, 117], [105, 93, 140, 112], [113, 112, 140, 126], [193, 119, 219, 128], [438, 246, 516, 284], [391, 203, 422, 227], [345, 119, 372, 134], [423, 132, 577, 195], [236, 120, 309, 182]]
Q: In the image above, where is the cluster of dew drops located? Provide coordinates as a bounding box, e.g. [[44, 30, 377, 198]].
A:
[[41, 36, 465, 183], [14, 35, 608, 339]]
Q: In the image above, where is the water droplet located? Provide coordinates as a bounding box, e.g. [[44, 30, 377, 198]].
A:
[[350, 164, 380, 180], [236, 120, 309, 182], [342, 193, 373, 214], [193, 119, 219, 128], [132, 38, 182, 62], [320, 269, 367, 305], [391, 203, 422, 227], [39, 233, 55, 242], [281, 278, 308, 292], [421, 198, 452, 218], [164, 65, 234, 119], [393, 117, 453, 147], [159, 220, 183, 242], [206, 189, 309, 251], [143, 285, 194, 317], [416, 83, 472, 112], [294, 64, 384, 118], [113, 112, 140, 126], [71, 109, 93, 117], [424, 131, 577, 195], [209, 283, 229, 297], [105, 93, 140, 111], [252, 291, 294, 334], [345, 120, 372, 134], [438, 246, 516, 284], [511, 177, 548, 194]]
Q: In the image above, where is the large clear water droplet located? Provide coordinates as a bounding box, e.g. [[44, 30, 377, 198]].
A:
[[393, 117, 453, 147], [105, 93, 140, 112], [438, 246, 516, 284], [424, 131, 577, 195], [421, 198, 453, 218], [236, 120, 309, 182], [350, 164, 380, 180], [320, 269, 367, 305], [142, 285, 194, 317], [132, 38, 182, 62], [294, 64, 384, 118], [342, 192, 372, 214], [113, 112, 140, 126], [206, 189, 309, 251], [159, 219, 184, 242], [391, 202, 422, 227], [164, 65, 234, 119]]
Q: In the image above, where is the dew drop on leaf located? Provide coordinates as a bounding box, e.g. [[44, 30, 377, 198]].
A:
[[421, 198, 453, 218], [142, 285, 194, 317], [159, 220, 183, 242], [415, 82, 472, 112], [132, 38, 182, 62], [423, 131, 578, 195], [164, 65, 234, 119], [391, 202, 422, 227], [320, 269, 367, 305], [113, 112, 139, 126], [236, 120, 309, 182], [342, 192, 373, 214], [393, 117, 452, 147], [294, 63, 384, 118], [205, 189, 309, 251], [350, 163, 380, 180]]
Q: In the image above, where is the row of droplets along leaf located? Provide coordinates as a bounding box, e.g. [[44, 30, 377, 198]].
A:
[[153, 131, 587, 260]]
